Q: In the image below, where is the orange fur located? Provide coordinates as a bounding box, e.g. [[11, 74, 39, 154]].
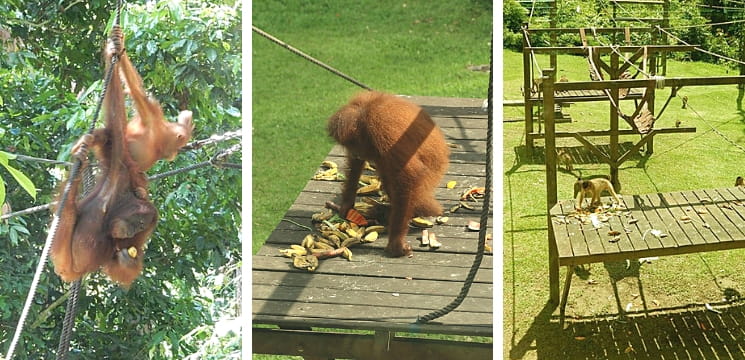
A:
[[328, 92, 449, 257], [51, 34, 157, 286]]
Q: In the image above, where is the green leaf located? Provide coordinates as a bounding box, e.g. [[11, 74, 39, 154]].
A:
[[1, 162, 37, 200]]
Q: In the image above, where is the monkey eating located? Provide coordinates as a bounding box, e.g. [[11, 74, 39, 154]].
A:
[[574, 177, 622, 210], [51, 32, 158, 286], [327, 91, 450, 257]]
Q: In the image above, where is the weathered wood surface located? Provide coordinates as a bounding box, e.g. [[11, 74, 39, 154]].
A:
[[253, 96, 493, 341], [550, 187, 745, 266], [529, 88, 645, 103]]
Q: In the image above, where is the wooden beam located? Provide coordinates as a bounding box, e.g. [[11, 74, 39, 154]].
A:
[[612, 0, 665, 4], [553, 76, 745, 91], [526, 27, 655, 34], [253, 328, 493, 360], [528, 127, 696, 139], [527, 45, 696, 55]]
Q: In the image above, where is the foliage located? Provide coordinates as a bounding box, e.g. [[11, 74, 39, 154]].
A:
[[507, 0, 745, 69], [0, 0, 241, 359]]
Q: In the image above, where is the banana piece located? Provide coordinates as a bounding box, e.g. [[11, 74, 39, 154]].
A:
[[363, 231, 378, 242], [411, 217, 434, 228]]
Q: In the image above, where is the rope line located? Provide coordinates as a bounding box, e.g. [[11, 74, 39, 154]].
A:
[[252, 26, 373, 91], [417, 39, 492, 323], [1, 144, 240, 221], [681, 94, 745, 155], [613, 2, 745, 67]]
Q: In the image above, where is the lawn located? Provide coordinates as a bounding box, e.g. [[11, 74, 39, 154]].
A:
[[503, 49, 745, 359], [252, 1, 491, 359]]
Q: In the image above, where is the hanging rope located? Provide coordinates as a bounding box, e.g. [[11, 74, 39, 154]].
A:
[[252, 26, 373, 91], [417, 39, 492, 324], [3, 3, 123, 359]]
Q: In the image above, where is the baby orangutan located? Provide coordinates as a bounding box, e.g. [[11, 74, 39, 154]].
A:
[[574, 177, 621, 210], [116, 28, 194, 186], [328, 92, 449, 257]]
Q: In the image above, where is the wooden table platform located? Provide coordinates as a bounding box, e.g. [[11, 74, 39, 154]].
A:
[[253, 96, 493, 360], [549, 187, 745, 325]]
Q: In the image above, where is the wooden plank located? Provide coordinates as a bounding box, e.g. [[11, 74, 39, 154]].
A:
[[253, 314, 492, 337], [698, 189, 745, 240], [661, 192, 710, 245], [646, 192, 694, 248], [252, 283, 487, 313], [252, 271, 494, 299], [256, 243, 494, 270], [637, 193, 679, 249], [627, 194, 663, 251], [253, 327, 493, 360], [252, 300, 492, 331], [717, 188, 745, 222], [550, 200, 575, 260], [680, 190, 733, 243], [252, 256, 492, 284]]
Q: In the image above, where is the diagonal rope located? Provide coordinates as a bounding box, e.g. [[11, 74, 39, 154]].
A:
[[417, 38, 492, 324], [252, 26, 373, 91]]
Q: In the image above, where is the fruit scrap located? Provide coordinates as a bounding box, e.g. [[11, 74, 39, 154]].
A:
[[420, 229, 430, 247], [363, 231, 378, 242], [435, 216, 448, 224], [428, 232, 442, 249], [459, 201, 475, 210], [460, 187, 485, 201], [293, 255, 319, 271], [313, 166, 338, 180], [346, 208, 368, 226], [321, 160, 338, 169], [467, 220, 480, 231], [311, 209, 334, 222], [411, 217, 434, 228], [127, 247, 138, 258], [449, 204, 462, 213], [446, 180, 457, 189], [357, 179, 381, 195]]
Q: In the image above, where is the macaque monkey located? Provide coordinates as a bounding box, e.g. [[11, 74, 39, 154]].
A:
[[736, 176, 744, 187], [574, 177, 621, 210], [557, 149, 573, 172], [116, 30, 194, 178], [51, 33, 158, 286], [328, 92, 449, 257]]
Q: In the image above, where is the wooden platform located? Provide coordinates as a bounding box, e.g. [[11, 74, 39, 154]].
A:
[[252, 96, 493, 359], [548, 187, 745, 325], [529, 88, 645, 103]]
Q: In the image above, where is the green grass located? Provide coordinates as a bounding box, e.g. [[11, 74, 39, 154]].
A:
[[252, 2, 491, 359], [504, 49, 745, 359], [252, 0, 491, 255]]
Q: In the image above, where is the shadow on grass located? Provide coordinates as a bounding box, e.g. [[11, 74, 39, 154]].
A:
[[509, 292, 745, 360]]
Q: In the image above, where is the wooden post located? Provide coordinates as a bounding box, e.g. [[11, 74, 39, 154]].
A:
[[662, 0, 670, 75], [549, 2, 557, 71], [523, 24, 534, 153], [610, 52, 620, 191], [646, 83, 656, 155], [543, 68, 559, 304]]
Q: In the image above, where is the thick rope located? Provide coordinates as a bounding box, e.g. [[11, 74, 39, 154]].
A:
[[252, 26, 373, 91], [417, 41, 493, 323], [4, 4, 122, 359]]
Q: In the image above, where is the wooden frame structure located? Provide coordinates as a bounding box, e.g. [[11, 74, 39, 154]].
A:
[[541, 71, 745, 322]]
